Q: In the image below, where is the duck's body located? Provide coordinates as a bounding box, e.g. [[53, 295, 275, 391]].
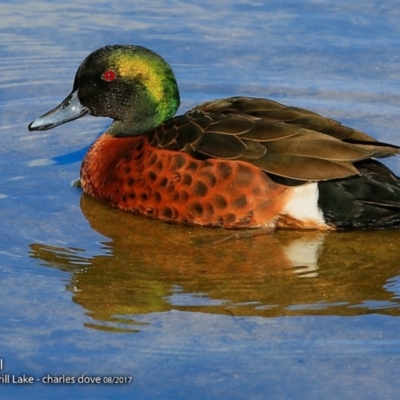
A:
[[80, 133, 289, 229], [29, 45, 400, 231], [80, 130, 330, 229]]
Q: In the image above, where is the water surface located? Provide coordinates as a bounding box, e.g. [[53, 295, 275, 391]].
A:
[[1, 1, 400, 399]]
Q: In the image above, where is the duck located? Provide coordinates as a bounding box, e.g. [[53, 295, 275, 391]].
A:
[[28, 44, 400, 231]]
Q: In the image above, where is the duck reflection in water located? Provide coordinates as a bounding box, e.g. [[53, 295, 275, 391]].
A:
[[29, 194, 400, 332]]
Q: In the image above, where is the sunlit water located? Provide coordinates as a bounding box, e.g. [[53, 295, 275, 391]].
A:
[[1, 1, 400, 399]]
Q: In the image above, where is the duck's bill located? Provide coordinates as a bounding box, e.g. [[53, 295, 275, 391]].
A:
[[28, 90, 89, 131]]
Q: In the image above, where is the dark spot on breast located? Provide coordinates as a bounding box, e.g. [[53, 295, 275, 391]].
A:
[[148, 153, 158, 166], [148, 171, 157, 182], [233, 195, 247, 209], [183, 174, 192, 186], [188, 161, 198, 172], [134, 151, 144, 161], [124, 166, 131, 174], [220, 162, 233, 180], [135, 141, 144, 152], [129, 192, 136, 199], [214, 194, 228, 210], [163, 207, 173, 219], [159, 177, 168, 188], [141, 193, 148, 201], [154, 191, 162, 202], [194, 181, 208, 197], [174, 155, 186, 169], [190, 202, 204, 215], [122, 194, 127, 202], [127, 177, 135, 186], [252, 186, 261, 196], [124, 153, 132, 163]]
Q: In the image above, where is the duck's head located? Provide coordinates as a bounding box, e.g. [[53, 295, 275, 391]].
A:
[[28, 45, 180, 136]]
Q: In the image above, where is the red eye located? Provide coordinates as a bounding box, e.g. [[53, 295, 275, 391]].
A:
[[101, 70, 116, 82]]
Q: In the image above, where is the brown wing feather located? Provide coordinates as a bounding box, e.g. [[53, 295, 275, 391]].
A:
[[192, 96, 378, 143], [252, 154, 360, 181], [148, 97, 400, 181]]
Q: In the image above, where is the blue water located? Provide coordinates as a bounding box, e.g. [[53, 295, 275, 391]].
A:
[[1, 1, 400, 399]]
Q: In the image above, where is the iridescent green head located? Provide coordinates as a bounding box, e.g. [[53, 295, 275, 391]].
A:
[[29, 45, 180, 135]]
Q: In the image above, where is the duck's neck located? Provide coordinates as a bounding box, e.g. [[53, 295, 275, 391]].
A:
[[107, 120, 152, 137], [109, 73, 180, 137], [108, 97, 179, 137]]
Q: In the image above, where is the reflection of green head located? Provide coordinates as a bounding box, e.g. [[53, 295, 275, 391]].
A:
[[75, 45, 181, 135]]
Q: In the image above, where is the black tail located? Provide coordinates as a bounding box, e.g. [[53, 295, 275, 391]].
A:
[[318, 159, 400, 229]]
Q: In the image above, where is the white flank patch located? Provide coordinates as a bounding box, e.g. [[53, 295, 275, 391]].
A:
[[282, 182, 326, 225]]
